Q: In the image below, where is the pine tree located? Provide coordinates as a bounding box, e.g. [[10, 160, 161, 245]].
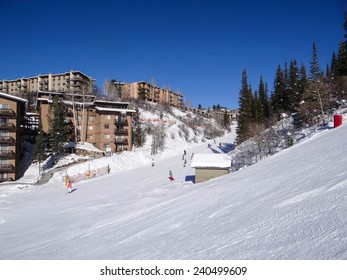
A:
[[335, 11, 347, 76], [293, 63, 309, 128], [330, 52, 338, 78], [133, 107, 145, 147], [32, 130, 48, 165], [288, 59, 299, 111], [336, 40, 347, 76], [48, 96, 70, 156], [223, 110, 231, 129], [258, 76, 269, 122], [236, 70, 253, 144], [309, 42, 322, 81], [272, 65, 286, 115]]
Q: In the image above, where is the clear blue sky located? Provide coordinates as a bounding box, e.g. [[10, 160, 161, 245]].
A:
[[0, 0, 346, 109]]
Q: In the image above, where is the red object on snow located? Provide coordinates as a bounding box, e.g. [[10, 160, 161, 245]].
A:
[[334, 114, 342, 128], [169, 176, 175, 181]]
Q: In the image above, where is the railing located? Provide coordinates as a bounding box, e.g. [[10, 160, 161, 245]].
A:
[[114, 119, 128, 126], [114, 128, 128, 135], [114, 139, 128, 145], [0, 123, 15, 130], [0, 109, 14, 116], [0, 177, 14, 182], [0, 164, 14, 171], [0, 150, 15, 158], [0, 136, 15, 144]]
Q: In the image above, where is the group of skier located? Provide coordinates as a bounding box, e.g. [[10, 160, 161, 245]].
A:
[[150, 149, 195, 181]]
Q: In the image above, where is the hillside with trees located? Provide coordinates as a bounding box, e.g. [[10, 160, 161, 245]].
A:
[[236, 11, 347, 146]]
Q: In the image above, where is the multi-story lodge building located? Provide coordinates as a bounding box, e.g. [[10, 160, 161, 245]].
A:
[[37, 91, 135, 153], [0, 92, 27, 182], [0, 70, 94, 97], [0, 71, 186, 181], [115, 81, 183, 107]]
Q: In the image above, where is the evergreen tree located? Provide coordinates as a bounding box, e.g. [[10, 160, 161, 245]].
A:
[[330, 52, 338, 78], [32, 130, 48, 165], [335, 11, 347, 76], [133, 107, 145, 147], [258, 76, 269, 121], [298, 63, 308, 98], [236, 70, 253, 144], [252, 90, 262, 123], [336, 40, 347, 76], [223, 110, 231, 129], [293, 63, 309, 128], [288, 59, 299, 111], [309, 42, 322, 81], [272, 65, 286, 115], [48, 96, 70, 155]]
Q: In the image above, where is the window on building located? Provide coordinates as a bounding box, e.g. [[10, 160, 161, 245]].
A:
[[88, 126, 93, 130], [104, 134, 110, 139], [88, 116, 94, 122], [104, 124, 110, 129], [0, 104, 9, 109], [105, 115, 111, 120]]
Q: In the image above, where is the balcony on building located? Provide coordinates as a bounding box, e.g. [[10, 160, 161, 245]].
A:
[[0, 123, 16, 130], [0, 108, 15, 117], [0, 136, 16, 144], [114, 128, 128, 135], [0, 163, 15, 172], [114, 139, 128, 145], [114, 118, 128, 126], [0, 150, 15, 158]]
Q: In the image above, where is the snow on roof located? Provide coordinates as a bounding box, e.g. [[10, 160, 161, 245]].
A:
[[64, 142, 102, 152], [95, 107, 136, 113], [37, 97, 53, 103], [0, 92, 28, 103], [94, 99, 130, 105], [63, 100, 94, 106], [26, 112, 40, 116], [191, 153, 231, 168]]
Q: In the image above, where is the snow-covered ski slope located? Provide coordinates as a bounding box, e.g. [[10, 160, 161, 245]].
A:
[[1, 124, 347, 260]]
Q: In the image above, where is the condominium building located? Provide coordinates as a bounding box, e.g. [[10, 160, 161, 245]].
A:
[[37, 91, 135, 153], [115, 81, 183, 107], [0, 70, 94, 97], [0, 92, 27, 182]]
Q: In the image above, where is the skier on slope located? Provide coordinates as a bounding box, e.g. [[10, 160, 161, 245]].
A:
[[169, 170, 174, 181], [67, 180, 72, 193]]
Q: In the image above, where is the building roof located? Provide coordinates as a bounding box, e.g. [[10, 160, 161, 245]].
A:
[[95, 107, 136, 113], [191, 153, 231, 169], [0, 92, 28, 103]]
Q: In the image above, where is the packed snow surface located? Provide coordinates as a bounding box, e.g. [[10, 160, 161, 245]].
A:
[[1, 124, 347, 259]]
